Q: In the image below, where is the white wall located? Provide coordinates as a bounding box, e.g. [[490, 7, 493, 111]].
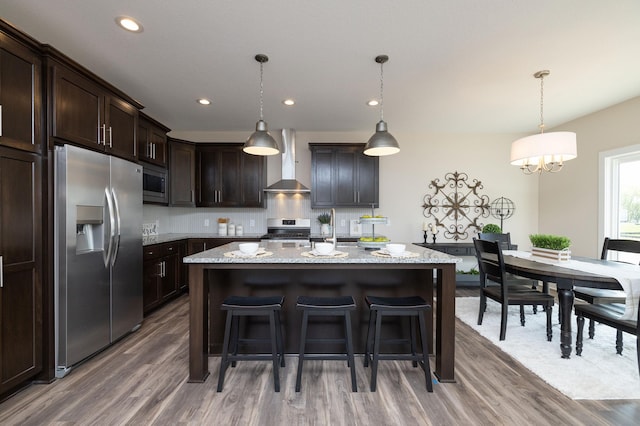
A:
[[162, 129, 539, 246], [539, 96, 640, 257]]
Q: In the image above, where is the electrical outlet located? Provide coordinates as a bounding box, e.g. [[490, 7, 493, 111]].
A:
[[250, 219, 255, 227], [204, 219, 210, 227]]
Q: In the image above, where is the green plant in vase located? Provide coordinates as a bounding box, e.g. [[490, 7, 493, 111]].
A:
[[482, 223, 502, 234], [529, 234, 571, 250], [317, 212, 332, 236]]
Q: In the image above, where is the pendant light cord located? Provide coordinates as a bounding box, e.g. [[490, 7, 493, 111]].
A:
[[379, 60, 384, 121], [539, 73, 545, 133], [259, 61, 264, 121]]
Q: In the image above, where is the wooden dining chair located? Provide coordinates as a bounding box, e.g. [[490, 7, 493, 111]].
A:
[[474, 238, 555, 341], [476, 233, 543, 314], [573, 238, 640, 339], [575, 296, 639, 377]]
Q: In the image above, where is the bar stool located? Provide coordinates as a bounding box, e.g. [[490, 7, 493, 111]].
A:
[[217, 295, 285, 392], [295, 296, 357, 392], [364, 295, 433, 392]]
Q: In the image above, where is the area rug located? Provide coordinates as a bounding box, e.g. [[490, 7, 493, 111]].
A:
[[455, 297, 640, 400]]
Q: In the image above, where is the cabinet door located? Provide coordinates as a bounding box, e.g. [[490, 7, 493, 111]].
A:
[[149, 126, 167, 166], [105, 96, 137, 161], [52, 65, 102, 149], [218, 148, 241, 206], [240, 151, 265, 207], [310, 147, 334, 207], [137, 117, 151, 162], [355, 154, 379, 207], [310, 143, 379, 208], [335, 150, 357, 205], [0, 35, 42, 154], [160, 253, 180, 300], [196, 145, 242, 207], [0, 148, 42, 394], [142, 259, 162, 314], [169, 140, 195, 206]]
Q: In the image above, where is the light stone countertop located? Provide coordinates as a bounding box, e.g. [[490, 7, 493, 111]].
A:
[[183, 241, 462, 265], [142, 233, 263, 246]]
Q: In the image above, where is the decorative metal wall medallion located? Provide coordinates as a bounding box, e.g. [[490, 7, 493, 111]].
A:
[[422, 171, 490, 240]]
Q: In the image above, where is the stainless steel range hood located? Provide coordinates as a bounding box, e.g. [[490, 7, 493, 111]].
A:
[[264, 129, 310, 193]]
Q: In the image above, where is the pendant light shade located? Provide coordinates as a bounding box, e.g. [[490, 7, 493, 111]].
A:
[[364, 55, 400, 156], [510, 70, 577, 174], [244, 54, 279, 156]]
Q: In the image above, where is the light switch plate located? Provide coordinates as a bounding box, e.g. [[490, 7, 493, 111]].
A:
[[349, 220, 362, 236]]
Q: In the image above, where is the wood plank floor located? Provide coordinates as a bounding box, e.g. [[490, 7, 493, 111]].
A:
[[1, 290, 639, 425]]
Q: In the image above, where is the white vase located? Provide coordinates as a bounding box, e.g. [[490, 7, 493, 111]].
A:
[[320, 223, 330, 236]]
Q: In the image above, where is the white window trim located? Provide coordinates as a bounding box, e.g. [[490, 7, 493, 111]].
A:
[[599, 143, 640, 250]]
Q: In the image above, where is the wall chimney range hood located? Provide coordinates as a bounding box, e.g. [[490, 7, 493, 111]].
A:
[[264, 129, 310, 193]]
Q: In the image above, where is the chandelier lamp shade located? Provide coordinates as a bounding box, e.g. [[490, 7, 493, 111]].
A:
[[510, 70, 577, 174], [364, 55, 400, 156], [244, 54, 280, 156]]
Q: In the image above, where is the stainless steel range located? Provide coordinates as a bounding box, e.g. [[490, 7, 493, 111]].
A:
[[261, 218, 311, 241]]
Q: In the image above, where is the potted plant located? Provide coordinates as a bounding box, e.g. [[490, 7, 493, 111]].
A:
[[482, 224, 502, 234], [317, 212, 332, 236], [529, 233, 571, 261]]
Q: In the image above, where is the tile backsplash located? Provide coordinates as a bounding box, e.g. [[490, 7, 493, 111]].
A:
[[143, 194, 373, 236]]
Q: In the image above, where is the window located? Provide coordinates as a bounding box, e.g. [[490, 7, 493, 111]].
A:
[[600, 144, 640, 263]]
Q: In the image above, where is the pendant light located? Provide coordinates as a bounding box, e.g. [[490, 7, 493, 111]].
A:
[[244, 54, 279, 156], [510, 70, 577, 174], [364, 55, 400, 156]]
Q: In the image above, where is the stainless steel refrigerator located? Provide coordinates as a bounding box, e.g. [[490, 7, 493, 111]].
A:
[[55, 144, 143, 377]]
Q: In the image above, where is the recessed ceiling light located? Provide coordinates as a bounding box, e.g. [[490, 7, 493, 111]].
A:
[[115, 16, 143, 33], [283, 99, 295, 106], [367, 99, 379, 107], [197, 98, 211, 105]]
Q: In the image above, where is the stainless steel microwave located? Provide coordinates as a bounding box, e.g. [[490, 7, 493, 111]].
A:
[[142, 163, 168, 204]]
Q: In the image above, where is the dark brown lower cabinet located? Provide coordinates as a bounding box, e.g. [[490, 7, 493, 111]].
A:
[[143, 242, 183, 315], [0, 147, 42, 396]]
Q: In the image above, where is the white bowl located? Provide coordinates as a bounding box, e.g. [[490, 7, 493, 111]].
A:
[[385, 243, 406, 255], [238, 242, 259, 255], [314, 242, 334, 255]]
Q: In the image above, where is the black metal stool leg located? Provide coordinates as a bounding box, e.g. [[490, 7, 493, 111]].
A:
[[268, 311, 280, 392], [418, 311, 433, 392], [370, 311, 383, 392], [217, 310, 234, 392], [275, 311, 285, 367], [410, 316, 418, 367], [364, 309, 376, 367], [295, 311, 309, 392], [344, 311, 357, 392]]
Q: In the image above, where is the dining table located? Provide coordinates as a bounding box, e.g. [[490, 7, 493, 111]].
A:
[[502, 251, 640, 358]]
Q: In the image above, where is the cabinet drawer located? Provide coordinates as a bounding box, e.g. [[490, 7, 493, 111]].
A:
[[445, 247, 472, 256], [144, 242, 182, 260]]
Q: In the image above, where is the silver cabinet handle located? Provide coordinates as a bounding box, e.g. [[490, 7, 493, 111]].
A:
[[162, 261, 166, 277], [190, 190, 194, 203], [152, 143, 156, 159], [0, 105, 3, 137], [101, 124, 107, 145], [108, 126, 113, 148], [147, 142, 151, 158], [0, 255, 3, 288]]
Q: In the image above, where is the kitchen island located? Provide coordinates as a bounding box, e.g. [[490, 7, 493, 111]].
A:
[[184, 241, 461, 383]]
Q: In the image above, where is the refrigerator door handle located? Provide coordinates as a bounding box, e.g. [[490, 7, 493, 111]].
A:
[[110, 188, 122, 266], [0, 255, 3, 288], [104, 187, 116, 267]]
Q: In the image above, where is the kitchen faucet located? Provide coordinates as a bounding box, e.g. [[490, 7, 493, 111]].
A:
[[324, 208, 337, 248]]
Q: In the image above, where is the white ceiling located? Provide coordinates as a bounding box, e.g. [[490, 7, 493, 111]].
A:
[[2, 0, 640, 135]]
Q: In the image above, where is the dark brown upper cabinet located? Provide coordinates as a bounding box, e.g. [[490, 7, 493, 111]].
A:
[[0, 26, 43, 154], [196, 143, 266, 208], [169, 138, 196, 207], [309, 143, 379, 208], [47, 50, 141, 162], [138, 113, 170, 168]]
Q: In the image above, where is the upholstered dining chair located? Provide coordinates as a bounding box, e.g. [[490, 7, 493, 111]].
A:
[[474, 238, 555, 341], [573, 238, 640, 339]]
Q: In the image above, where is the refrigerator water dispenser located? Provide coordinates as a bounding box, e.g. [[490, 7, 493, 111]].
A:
[[76, 205, 104, 254]]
